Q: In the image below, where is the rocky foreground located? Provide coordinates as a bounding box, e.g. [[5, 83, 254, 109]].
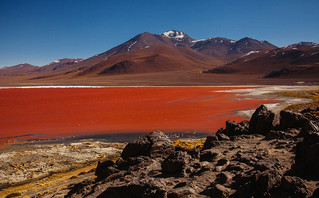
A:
[[65, 105, 319, 198]]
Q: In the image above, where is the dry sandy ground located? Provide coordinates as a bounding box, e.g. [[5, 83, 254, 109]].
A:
[[0, 70, 317, 87], [0, 140, 125, 197]]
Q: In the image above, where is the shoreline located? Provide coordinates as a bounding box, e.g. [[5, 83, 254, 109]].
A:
[[216, 86, 319, 118], [0, 84, 316, 89]]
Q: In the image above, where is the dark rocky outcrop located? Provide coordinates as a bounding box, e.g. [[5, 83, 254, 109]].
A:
[[275, 176, 315, 197], [66, 106, 319, 198], [161, 151, 191, 175], [95, 160, 118, 179], [249, 105, 277, 135], [210, 184, 232, 198], [203, 135, 220, 149], [215, 172, 233, 185], [280, 110, 308, 130], [167, 186, 196, 198], [97, 181, 166, 198], [200, 149, 222, 162], [225, 120, 249, 136], [266, 129, 299, 140], [294, 131, 319, 179], [121, 131, 174, 160]]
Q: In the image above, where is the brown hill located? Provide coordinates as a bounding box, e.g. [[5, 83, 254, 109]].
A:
[[205, 42, 319, 78], [0, 58, 83, 77], [0, 63, 39, 76], [75, 44, 222, 77], [35, 58, 83, 73], [191, 37, 276, 62]]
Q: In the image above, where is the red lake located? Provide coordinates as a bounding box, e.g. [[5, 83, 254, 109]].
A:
[[0, 86, 278, 144]]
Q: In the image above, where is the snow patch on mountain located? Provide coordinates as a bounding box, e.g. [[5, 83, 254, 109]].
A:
[[127, 41, 137, 52], [242, 50, 260, 57], [161, 30, 185, 39]]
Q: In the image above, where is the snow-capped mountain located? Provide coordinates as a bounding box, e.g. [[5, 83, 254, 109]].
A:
[[69, 30, 277, 73], [205, 40, 319, 79]]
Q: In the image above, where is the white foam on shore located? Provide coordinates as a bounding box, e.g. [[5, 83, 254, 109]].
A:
[[216, 86, 317, 118]]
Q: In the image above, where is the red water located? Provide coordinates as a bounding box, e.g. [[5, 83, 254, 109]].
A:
[[0, 87, 277, 144]]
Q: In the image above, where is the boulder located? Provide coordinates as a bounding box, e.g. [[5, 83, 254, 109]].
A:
[[98, 182, 166, 198], [231, 169, 282, 197], [216, 130, 230, 141], [311, 188, 319, 198], [266, 130, 297, 139], [95, 160, 118, 179], [203, 135, 220, 149], [225, 120, 249, 136], [280, 110, 308, 130], [249, 105, 277, 135], [200, 149, 222, 162], [210, 184, 232, 198], [116, 156, 152, 170], [121, 131, 174, 160], [294, 132, 319, 179], [277, 176, 314, 198], [215, 172, 233, 185], [161, 151, 191, 175], [216, 158, 229, 166], [167, 186, 196, 198], [300, 120, 319, 136], [254, 158, 280, 171], [253, 170, 282, 197], [65, 179, 93, 197]]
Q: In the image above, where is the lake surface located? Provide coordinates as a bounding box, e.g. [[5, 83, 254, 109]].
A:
[[0, 86, 278, 144]]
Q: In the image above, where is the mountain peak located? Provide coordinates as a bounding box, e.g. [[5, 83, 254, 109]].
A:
[[160, 30, 186, 39]]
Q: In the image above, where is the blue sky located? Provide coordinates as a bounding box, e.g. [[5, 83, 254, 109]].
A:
[[0, 0, 318, 68]]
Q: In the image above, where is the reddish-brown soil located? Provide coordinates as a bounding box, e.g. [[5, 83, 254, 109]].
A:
[[0, 87, 278, 143]]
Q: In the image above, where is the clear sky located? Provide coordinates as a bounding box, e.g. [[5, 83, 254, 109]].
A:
[[0, 0, 318, 68]]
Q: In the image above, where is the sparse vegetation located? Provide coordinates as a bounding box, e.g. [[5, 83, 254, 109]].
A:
[[281, 88, 319, 113], [172, 138, 206, 150]]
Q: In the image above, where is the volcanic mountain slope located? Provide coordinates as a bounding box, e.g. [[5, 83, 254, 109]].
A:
[[68, 30, 277, 75], [191, 37, 276, 62], [0, 63, 39, 76], [64, 31, 196, 73], [35, 58, 83, 73], [0, 58, 83, 76], [205, 42, 319, 78], [75, 44, 221, 76], [0, 30, 277, 79]]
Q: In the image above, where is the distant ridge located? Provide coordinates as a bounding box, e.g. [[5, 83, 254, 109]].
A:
[[1, 30, 318, 85], [205, 42, 319, 79]]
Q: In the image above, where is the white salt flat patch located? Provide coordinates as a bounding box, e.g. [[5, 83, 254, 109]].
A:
[[215, 86, 316, 117]]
